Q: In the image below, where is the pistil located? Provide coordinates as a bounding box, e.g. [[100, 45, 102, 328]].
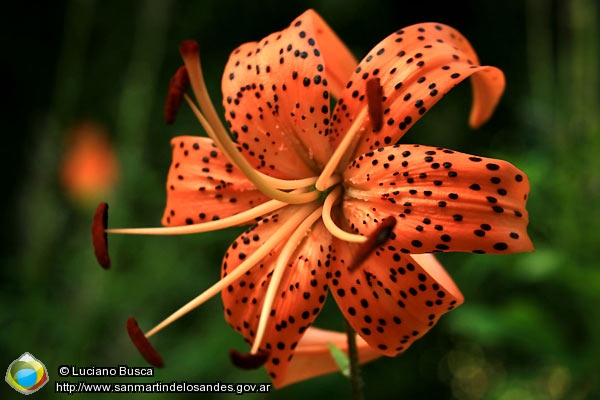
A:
[[321, 187, 367, 243]]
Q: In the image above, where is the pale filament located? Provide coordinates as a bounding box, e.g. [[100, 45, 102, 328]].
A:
[[321, 187, 367, 244], [106, 197, 288, 235], [144, 204, 316, 338], [315, 109, 368, 192], [250, 206, 323, 354]]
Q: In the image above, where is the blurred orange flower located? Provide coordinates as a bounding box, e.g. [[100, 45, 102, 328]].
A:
[[61, 121, 119, 206]]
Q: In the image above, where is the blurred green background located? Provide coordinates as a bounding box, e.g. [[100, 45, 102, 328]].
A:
[[2, 0, 599, 398]]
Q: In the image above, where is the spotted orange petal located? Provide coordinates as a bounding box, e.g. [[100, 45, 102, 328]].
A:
[[221, 9, 357, 179], [221, 208, 332, 387], [277, 326, 382, 388], [162, 136, 269, 226], [329, 23, 504, 157], [328, 242, 463, 356], [342, 144, 533, 254]]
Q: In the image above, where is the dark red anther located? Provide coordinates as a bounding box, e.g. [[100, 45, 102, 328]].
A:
[[92, 202, 111, 269], [164, 66, 190, 124], [366, 77, 383, 132], [348, 216, 397, 272], [179, 40, 200, 58], [126, 317, 164, 367], [229, 349, 270, 370]]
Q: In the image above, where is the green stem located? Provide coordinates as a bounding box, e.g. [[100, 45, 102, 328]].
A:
[[345, 319, 364, 400]]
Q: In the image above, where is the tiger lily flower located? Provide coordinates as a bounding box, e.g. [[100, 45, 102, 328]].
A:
[[94, 9, 533, 388]]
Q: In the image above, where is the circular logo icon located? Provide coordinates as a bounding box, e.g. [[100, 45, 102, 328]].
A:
[[5, 352, 49, 395]]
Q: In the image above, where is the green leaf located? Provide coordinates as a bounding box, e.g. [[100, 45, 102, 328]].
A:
[[327, 342, 350, 378]]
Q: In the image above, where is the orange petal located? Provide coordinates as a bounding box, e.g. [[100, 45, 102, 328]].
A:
[[329, 241, 463, 356], [162, 136, 270, 226], [221, 9, 357, 178], [221, 211, 332, 387], [343, 144, 533, 254], [277, 326, 382, 388], [329, 23, 504, 157]]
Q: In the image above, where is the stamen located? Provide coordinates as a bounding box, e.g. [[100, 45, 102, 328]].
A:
[[348, 216, 397, 271], [250, 206, 323, 354], [92, 202, 111, 269], [316, 77, 386, 191], [126, 317, 164, 367], [143, 205, 315, 338], [229, 349, 270, 370], [184, 95, 320, 204], [321, 188, 367, 243], [107, 198, 287, 235], [315, 109, 367, 191], [179, 41, 227, 142], [366, 78, 383, 132], [164, 66, 189, 124]]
